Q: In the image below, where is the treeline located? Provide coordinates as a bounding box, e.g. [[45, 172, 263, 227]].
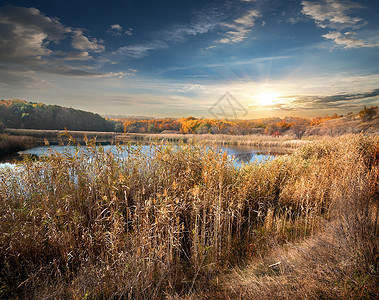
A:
[[123, 117, 264, 135], [1, 99, 377, 136], [0, 99, 118, 132], [121, 107, 378, 137], [122, 117, 313, 137]]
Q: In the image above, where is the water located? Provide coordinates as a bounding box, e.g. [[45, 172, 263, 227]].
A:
[[0, 144, 278, 169]]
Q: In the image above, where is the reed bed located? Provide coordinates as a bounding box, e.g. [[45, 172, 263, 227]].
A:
[[118, 133, 310, 148], [0, 135, 377, 299]]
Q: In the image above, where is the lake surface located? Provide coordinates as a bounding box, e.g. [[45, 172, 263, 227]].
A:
[[0, 144, 282, 169]]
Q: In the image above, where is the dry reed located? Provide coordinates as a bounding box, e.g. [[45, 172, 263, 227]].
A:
[[0, 135, 377, 299]]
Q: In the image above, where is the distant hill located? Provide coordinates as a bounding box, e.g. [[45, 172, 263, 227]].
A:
[[308, 107, 379, 136], [0, 99, 119, 132]]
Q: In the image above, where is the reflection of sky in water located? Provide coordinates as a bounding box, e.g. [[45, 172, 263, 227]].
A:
[[0, 144, 276, 169]]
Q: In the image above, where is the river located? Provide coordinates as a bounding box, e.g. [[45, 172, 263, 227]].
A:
[[0, 144, 286, 169]]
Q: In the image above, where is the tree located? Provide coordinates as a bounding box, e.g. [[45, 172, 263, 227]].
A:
[[290, 119, 310, 139], [359, 106, 378, 122]]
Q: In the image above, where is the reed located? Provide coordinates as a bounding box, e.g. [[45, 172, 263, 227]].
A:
[[0, 134, 377, 299], [0, 134, 36, 159]]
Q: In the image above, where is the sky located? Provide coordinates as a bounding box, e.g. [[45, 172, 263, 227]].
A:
[[0, 0, 378, 119]]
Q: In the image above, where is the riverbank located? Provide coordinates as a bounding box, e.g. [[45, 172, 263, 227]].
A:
[[120, 133, 311, 148], [5, 128, 310, 148]]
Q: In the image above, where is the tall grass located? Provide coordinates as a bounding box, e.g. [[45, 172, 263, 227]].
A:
[[0, 134, 35, 159], [118, 133, 310, 148], [0, 135, 377, 299]]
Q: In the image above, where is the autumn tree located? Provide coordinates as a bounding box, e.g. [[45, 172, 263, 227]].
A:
[[290, 119, 310, 139], [359, 106, 378, 122]]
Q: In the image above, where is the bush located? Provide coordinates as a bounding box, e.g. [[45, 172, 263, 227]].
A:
[[0, 135, 35, 158], [359, 106, 378, 122]]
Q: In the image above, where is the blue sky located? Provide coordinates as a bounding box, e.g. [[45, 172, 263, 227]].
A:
[[0, 0, 378, 118]]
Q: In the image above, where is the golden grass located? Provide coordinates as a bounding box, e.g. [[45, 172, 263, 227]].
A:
[[118, 133, 310, 148], [0, 135, 377, 299]]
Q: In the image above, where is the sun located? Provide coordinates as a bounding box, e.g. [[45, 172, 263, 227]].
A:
[[256, 91, 279, 106]]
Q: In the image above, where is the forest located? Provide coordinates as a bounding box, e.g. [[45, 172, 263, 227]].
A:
[[0, 99, 117, 132]]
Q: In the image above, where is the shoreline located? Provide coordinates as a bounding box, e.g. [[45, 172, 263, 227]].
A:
[[5, 128, 310, 147]]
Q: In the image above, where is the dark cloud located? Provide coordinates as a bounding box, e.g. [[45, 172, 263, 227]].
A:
[[272, 89, 379, 111], [295, 89, 379, 104]]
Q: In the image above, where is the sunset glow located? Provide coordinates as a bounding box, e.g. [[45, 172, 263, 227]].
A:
[[0, 0, 377, 117], [256, 91, 280, 107]]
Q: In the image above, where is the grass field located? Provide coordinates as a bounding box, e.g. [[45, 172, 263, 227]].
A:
[[0, 134, 377, 299]]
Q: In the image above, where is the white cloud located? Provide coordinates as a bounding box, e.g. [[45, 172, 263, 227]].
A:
[[322, 31, 368, 48], [107, 24, 133, 36], [108, 24, 123, 36], [115, 41, 168, 59], [103, 70, 137, 78], [301, 0, 365, 30], [218, 10, 260, 44], [125, 28, 133, 36], [111, 24, 122, 30], [301, 0, 379, 49], [111, 7, 222, 60], [234, 9, 260, 27], [160, 10, 221, 42], [71, 29, 104, 52]]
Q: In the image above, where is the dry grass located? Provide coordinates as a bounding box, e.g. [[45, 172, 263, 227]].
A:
[[0, 135, 377, 299], [118, 133, 310, 148], [0, 134, 36, 159], [5, 128, 118, 144]]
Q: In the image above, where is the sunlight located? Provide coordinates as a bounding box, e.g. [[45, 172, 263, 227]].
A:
[[256, 91, 280, 106]]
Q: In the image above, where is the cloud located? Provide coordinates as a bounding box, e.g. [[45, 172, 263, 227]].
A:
[[322, 31, 369, 48], [286, 88, 379, 110], [159, 9, 222, 43], [301, 0, 379, 49], [0, 5, 108, 80], [301, 0, 365, 30], [111, 6, 223, 60], [107, 24, 123, 36], [0, 6, 69, 63], [0, 6, 105, 62], [114, 41, 168, 59], [111, 24, 122, 30], [218, 10, 260, 44], [102, 70, 137, 78], [71, 29, 104, 52], [125, 28, 133, 36], [107, 24, 133, 36]]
